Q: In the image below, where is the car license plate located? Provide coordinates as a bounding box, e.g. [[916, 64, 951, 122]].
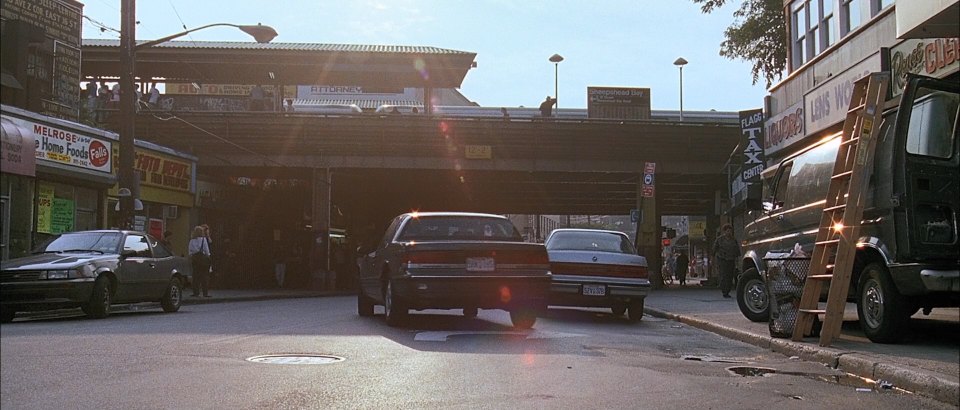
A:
[[582, 284, 606, 296], [466, 257, 495, 272]]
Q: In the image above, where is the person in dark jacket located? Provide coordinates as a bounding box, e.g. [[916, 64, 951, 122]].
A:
[[712, 224, 741, 298], [675, 250, 690, 286]]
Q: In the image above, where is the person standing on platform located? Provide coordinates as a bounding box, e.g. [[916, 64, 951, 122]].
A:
[[539, 96, 556, 118]]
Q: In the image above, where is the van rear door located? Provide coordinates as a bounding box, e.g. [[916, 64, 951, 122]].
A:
[[893, 74, 960, 261]]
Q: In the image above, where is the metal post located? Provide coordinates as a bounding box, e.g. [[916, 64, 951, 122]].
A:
[[679, 65, 684, 121], [118, 0, 137, 229], [554, 62, 559, 110]]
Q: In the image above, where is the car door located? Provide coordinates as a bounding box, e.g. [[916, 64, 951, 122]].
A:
[[893, 75, 960, 262], [119, 234, 158, 301], [360, 216, 404, 302], [145, 234, 176, 298]]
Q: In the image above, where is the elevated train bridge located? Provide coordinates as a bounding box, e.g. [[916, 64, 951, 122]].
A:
[[85, 40, 741, 283]]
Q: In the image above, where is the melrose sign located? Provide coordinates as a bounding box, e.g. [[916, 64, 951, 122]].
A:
[[4, 116, 113, 174]]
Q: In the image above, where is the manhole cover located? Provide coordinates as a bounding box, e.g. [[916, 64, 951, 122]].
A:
[[246, 354, 345, 365], [727, 366, 777, 377]]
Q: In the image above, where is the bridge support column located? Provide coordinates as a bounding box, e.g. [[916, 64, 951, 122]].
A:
[[636, 177, 661, 288], [311, 167, 332, 290]]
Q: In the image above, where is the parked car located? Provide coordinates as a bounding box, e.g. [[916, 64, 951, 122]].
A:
[[1, 230, 192, 322], [544, 229, 650, 321], [357, 212, 551, 328]]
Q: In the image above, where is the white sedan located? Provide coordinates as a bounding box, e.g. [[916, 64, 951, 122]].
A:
[[544, 229, 651, 321]]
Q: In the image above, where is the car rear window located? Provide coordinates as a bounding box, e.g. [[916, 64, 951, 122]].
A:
[[546, 231, 634, 254], [398, 216, 522, 241]]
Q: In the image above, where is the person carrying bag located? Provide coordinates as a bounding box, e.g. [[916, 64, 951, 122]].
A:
[[188, 226, 213, 297]]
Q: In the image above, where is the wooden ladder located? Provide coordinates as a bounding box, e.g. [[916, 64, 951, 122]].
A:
[[792, 72, 890, 346]]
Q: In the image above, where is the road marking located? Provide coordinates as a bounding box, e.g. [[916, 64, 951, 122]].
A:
[[414, 330, 586, 342]]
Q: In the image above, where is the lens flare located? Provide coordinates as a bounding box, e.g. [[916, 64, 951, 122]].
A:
[[499, 286, 512, 303], [833, 222, 844, 232]]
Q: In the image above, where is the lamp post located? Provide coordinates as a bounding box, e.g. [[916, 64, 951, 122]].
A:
[[673, 57, 688, 122], [117, 0, 277, 228], [549, 53, 564, 109]]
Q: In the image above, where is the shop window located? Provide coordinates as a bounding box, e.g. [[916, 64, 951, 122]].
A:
[[37, 181, 100, 234]]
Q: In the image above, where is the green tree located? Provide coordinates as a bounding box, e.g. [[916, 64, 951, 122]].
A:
[[693, 0, 787, 88]]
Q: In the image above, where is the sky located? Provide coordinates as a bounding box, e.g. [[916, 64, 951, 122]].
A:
[[78, 0, 769, 112]]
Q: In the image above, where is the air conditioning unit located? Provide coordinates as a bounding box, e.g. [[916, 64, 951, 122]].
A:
[[164, 205, 179, 219]]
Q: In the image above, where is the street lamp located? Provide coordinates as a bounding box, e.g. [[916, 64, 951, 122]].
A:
[[673, 57, 688, 122], [117, 0, 277, 228], [549, 53, 564, 110]]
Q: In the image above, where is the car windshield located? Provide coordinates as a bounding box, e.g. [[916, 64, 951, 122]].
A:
[[397, 216, 523, 242], [34, 232, 123, 254], [546, 231, 635, 254]]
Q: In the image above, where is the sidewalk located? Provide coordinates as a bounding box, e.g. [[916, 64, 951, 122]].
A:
[[645, 285, 959, 405], [180, 287, 350, 305]]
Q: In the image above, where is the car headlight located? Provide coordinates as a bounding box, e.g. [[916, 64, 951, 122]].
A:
[[43, 269, 74, 279], [42, 267, 91, 279]]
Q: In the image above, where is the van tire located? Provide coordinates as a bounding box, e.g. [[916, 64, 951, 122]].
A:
[[857, 263, 909, 343], [737, 267, 769, 322]]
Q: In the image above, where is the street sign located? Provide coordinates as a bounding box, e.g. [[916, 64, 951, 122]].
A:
[[630, 209, 641, 223], [642, 162, 656, 198]]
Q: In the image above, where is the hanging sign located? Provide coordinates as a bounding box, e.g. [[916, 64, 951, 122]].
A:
[[37, 184, 54, 234]]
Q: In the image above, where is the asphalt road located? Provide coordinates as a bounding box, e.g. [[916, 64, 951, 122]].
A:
[[1, 297, 953, 409]]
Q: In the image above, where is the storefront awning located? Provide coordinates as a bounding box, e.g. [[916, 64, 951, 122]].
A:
[[0, 116, 36, 177]]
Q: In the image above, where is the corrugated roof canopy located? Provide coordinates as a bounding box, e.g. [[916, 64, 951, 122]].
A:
[[81, 40, 477, 88]]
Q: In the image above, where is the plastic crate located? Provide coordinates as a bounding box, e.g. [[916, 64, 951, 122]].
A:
[[764, 257, 810, 338]]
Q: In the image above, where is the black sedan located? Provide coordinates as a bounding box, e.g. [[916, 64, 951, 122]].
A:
[[1, 230, 191, 322], [357, 212, 552, 329]]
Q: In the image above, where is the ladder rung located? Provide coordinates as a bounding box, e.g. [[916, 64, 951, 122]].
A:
[[808, 274, 833, 280], [823, 204, 847, 212], [840, 137, 860, 146], [799, 309, 827, 314], [831, 171, 853, 179], [816, 239, 840, 246], [848, 104, 866, 114]]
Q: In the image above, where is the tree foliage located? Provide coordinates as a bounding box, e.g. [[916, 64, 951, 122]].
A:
[[693, 0, 787, 88]]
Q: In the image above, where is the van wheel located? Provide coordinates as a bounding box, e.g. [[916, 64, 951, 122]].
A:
[[737, 267, 769, 322], [858, 263, 909, 343]]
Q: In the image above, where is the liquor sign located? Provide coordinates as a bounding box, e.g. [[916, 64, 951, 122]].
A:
[[5, 116, 113, 174], [804, 54, 881, 135], [588, 87, 651, 119], [641, 162, 656, 198], [890, 38, 960, 96], [763, 101, 804, 155]]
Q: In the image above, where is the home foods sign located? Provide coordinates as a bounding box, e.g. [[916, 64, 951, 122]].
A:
[[7, 117, 113, 173]]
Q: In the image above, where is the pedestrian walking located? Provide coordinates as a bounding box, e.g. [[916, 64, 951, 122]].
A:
[[675, 250, 689, 286], [188, 225, 213, 297], [712, 224, 741, 298]]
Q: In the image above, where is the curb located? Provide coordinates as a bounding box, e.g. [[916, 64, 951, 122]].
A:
[[181, 291, 352, 305], [645, 307, 959, 405]]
